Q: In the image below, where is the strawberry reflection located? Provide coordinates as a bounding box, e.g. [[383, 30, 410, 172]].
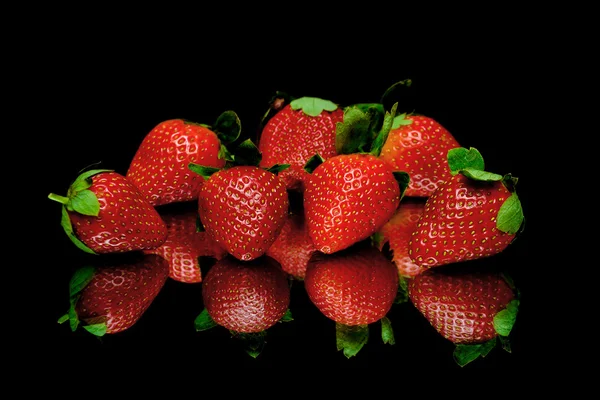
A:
[[194, 254, 292, 358], [58, 253, 169, 336], [304, 242, 399, 358], [146, 203, 227, 283]]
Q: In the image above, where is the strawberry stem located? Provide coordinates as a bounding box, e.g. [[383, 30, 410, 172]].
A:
[[48, 193, 69, 205]]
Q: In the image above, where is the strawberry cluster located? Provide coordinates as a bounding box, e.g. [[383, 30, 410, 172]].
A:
[[51, 81, 524, 367]]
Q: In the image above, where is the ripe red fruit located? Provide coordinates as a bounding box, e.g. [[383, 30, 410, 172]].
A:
[[58, 254, 170, 335], [266, 211, 316, 280], [409, 147, 524, 269], [144, 205, 227, 283], [126, 118, 229, 207], [48, 169, 167, 254], [375, 198, 427, 278], [305, 244, 399, 326], [304, 153, 401, 254], [379, 114, 461, 198], [196, 165, 289, 261], [407, 268, 519, 367], [200, 255, 291, 333], [304, 243, 399, 358], [258, 96, 344, 191]]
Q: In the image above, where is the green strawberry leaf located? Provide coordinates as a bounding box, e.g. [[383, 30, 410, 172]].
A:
[[83, 322, 107, 336], [60, 206, 97, 254], [461, 168, 503, 182], [266, 164, 290, 175], [232, 331, 267, 358], [213, 110, 242, 145], [393, 171, 410, 200], [380, 78, 413, 105], [69, 266, 96, 297], [380, 317, 395, 345], [303, 153, 325, 174], [391, 113, 413, 129], [218, 144, 235, 163], [447, 147, 485, 175], [57, 314, 69, 324], [70, 169, 113, 193], [194, 308, 218, 331], [370, 231, 386, 250], [498, 335, 512, 353], [67, 302, 80, 331], [290, 96, 338, 117], [70, 190, 100, 216], [233, 138, 262, 167], [279, 309, 294, 322], [335, 107, 372, 154], [394, 276, 410, 304], [336, 323, 369, 359], [59, 265, 97, 332], [494, 299, 519, 336], [370, 102, 398, 157], [188, 163, 221, 180], [347, 103, 385, 116], [497, 193, 524, 234], [453, 339, 497, 367]]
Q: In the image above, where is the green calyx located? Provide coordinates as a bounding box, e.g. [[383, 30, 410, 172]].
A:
[[290, 96, 338, 117], [447, 147, 524, 235], [189, 138, 290, 178], [452, 298, 519, 367], [336, 323, 369, 359], [334, 102, 399, 157], [48, 169, 112, 216], [57, 265, 107, 336], [194, 308, 218, 331], [49, 169, 112, 255]]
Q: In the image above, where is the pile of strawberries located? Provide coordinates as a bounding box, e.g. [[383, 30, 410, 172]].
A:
[[50, 81, 525, 367]]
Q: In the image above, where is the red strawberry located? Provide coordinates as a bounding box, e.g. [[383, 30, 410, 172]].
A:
[[375, 198, 428, 278], [258, 96, 344, 191], [266, 211, 316, 280], [304, 153, 402, 254], [198, 255, 291, 333], [407, 268, 519, 367], [194, 255, 292, 357], [304, 243, 399, 358], [303, 102, 408, 254], [126, 113, 240, 207], [58, 253, 170, 335], [192, 164, 290, 261], [144, 204, 227, 283], [48, 169, 167, 254], [409, 147, 525, 269], [379, 114, 461, 197]]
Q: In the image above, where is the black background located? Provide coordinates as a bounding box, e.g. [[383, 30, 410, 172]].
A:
[[36, 33, 537, 372]]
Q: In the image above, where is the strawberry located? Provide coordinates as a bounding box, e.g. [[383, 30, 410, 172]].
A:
[[303, 103, 408, 254], [144, 203, 227, 283], [58, 253, 170, 335], [189, 141, 290, 261], [48, 169, 167, 254], [194, 255, 292, 357], [258, 96, 344, 191], [379, 114, 461, 198], [407, 268, 519, 367], [126, 112, 241, 207], [304, 243, 399, 358], [409, 147, 525, 269], [374, 198, 428, 278], [266, 211, 316, 280]]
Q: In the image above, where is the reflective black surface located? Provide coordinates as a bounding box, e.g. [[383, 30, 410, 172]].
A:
[[42, 62, 532, 370]]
